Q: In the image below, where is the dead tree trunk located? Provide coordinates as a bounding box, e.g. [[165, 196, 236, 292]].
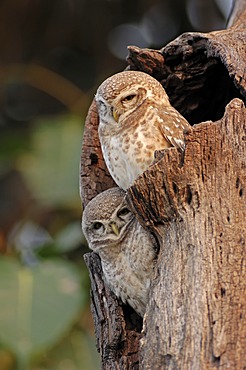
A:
[[80, 1, 246, 369], [128, 99, 245, 369]]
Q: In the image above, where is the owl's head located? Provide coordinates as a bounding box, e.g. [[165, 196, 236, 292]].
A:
[[95, 71, 170, 127], [82, 187, 135, 251]]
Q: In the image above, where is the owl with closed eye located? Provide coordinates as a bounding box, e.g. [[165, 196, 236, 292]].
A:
[[95, 70, 190, 190], [82, 187, 157, 317]]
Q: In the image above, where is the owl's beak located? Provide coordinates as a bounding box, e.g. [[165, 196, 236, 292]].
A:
[[110, 222, 120, 236], [112, 108, 119, 122]]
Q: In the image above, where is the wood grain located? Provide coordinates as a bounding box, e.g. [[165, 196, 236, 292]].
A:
[[80, 2, 246, 368]]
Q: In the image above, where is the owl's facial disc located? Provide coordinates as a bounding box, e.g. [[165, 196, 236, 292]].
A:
[[96, 97, 117, 126], [112, 87, 147, 123], [96, 98, 106, 115], [96, 84, 147, 127], [90, 206, 133, 250], [92, 221, 105, 235], [107, 207, 133, 241]]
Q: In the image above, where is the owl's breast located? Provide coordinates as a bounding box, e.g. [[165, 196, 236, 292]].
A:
[[98, 116, 169, 190], [100, 133, 134, 189], [101, 247, 149, 316]]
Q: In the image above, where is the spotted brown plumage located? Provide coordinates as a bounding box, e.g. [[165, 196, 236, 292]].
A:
[[95, 70, 190, 190], [82, 187, 157, 317]]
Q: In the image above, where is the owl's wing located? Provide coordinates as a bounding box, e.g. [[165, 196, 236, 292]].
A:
[[157, 106, 190, 151]]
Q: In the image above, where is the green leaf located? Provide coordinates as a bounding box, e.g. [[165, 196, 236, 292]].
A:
[[32, 329, 100, 370], [0, 257, 85, 367], [16, 115, 83, 209]]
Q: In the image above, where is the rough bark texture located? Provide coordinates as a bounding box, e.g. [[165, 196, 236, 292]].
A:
[[128, 98, 246, 369], [84, 253, 142, 370], [80, 1, 246, 369]]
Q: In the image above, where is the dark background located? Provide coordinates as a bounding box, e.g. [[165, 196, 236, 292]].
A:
[[0, 1, 233, 369]]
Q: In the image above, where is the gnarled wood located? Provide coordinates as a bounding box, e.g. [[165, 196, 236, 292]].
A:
[[84, 252, 142, 370], [128, 98, 246, 369], [80, 1, 246, 368]]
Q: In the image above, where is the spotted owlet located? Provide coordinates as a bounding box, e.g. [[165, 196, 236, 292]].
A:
[[95, 70, 190, 190], [82, 187, 157, 317]]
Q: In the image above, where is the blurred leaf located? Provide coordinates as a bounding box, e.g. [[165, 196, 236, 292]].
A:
[[32, 329, 100, 370], [0, 257, 85, 367], [0, 347, 15, 370], [54, 221, 85, 253], [0, 128, 31, 163], [16, 115, 83, 209]]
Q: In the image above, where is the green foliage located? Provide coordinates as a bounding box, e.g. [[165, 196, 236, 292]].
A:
[[17, 115, 83, 208], [33, 328, 100, 370], [0, 257, 86, 369], [0, 113, 99, 370]]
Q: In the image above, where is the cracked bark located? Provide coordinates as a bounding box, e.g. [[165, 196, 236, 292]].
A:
[[81, 1, 246, 368]]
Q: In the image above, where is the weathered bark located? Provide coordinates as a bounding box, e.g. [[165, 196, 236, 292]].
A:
[[80, 1, 246, 369], [84, 253, 142, 369], [128, 98, 246, 369]]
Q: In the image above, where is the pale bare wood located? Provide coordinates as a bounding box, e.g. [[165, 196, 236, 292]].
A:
[[128, 98, 246, 369], [80, 1, 246, 368], [84, 252, 142, 370]]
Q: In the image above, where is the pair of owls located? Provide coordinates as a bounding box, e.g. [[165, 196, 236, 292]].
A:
[[82, 71, 190, 317]]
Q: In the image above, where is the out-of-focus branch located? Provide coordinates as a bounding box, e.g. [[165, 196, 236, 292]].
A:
[[0, 63, 89, 114]]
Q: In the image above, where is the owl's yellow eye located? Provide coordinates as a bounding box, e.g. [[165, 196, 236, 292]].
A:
[[93, 222, 103, 230], [121, 94, 136, 102], [117, 207, 130, 217]]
